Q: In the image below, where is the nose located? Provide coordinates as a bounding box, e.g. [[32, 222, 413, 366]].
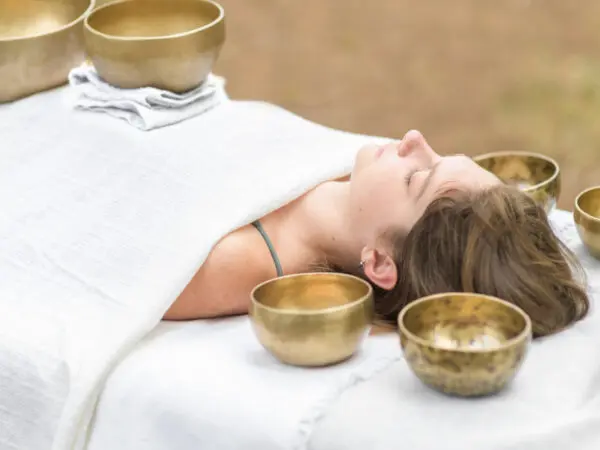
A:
[[398, 130, 441, 166]]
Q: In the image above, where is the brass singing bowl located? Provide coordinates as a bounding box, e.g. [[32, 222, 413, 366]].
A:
[[398, 293, 532, 397], [473, 151, 560, 213], [84, 0, 225, 92], [574, 186, 600, 259], [93, 0, 116, 7], [0, 0, 94, 103], [250, 273, 374, 367]]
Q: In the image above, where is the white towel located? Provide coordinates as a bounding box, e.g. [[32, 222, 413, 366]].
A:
[[0, 86, 388, 450], [67, 64, 228, 131]]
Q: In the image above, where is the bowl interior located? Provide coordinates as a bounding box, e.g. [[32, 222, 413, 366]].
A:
[[0, 0, 91, 39], [252, 273, 371, 312], [401, 294, 528, 351], [577, 187, 600, 220], [87, 0, 222, 39], [474, 153, 557, 191]]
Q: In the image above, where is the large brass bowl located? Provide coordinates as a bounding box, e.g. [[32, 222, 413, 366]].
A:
[[0, 0, 94, 103], [574, 186, 600, 259], [398, 293, 532, 397], [250, 273, 374, 367], [84, 0, 225, 92], [473, 151, 560, 213]]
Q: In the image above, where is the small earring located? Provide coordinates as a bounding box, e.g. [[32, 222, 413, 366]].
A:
[[358, 260, 366, 271]]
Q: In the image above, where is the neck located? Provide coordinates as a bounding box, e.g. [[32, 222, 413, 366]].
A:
[[288, 180, 362, 272]]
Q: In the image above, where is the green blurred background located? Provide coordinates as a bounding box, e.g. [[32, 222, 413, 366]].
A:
[[214, 0, 600, 210]]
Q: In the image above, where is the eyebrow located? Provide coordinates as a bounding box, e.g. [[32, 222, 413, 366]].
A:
[[416, 162, 441, 201]]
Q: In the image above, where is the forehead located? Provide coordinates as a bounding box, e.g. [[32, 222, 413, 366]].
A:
[[443, 155, 498, 180], [422, 155, 500, 200]]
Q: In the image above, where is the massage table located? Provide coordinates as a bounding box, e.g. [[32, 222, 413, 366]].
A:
[[1, 86, 599, 450], [85, 211, 600, 450]]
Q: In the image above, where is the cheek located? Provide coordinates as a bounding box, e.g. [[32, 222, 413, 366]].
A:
[[350, 169, 382, 218], [353, 167, 409, 219], [409, 171, 430, 196], [379, 165, 410, 200], [359, 166, 394, 199]]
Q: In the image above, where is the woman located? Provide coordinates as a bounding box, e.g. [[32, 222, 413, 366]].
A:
[[164, 130, 589, 337]]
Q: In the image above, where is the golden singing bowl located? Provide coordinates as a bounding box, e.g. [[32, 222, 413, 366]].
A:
[[574, 186, 600, 259], [84, 0, 225, 92], [250, 273, 374, 367], [0, 0, 94, 103], [398, 293, 532, 397], [93, 0, 116, 7], [473, 151, 560, 213]]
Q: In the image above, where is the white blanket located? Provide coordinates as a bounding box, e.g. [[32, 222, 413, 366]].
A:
[[0, 87, 390, 450]]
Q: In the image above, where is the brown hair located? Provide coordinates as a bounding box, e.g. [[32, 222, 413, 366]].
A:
[[374, 184, 589, 338]]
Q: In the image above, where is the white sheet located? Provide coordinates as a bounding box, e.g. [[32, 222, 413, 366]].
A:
[[309, 210, 600, 450], [86, 319, 400, 450], [83, 210, 600, 450], [0, 87, 391, 450]]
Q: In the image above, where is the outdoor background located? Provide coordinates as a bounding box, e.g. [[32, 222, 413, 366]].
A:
[[214, 0, 600, 210]]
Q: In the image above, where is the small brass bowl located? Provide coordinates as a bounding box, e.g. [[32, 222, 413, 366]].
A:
[[574, 186, 600, 259], [473, 151, 560, 213], [398, 293, 532, 397], [250, 273, 374, 367], [84, 0, 225, 92], [0, 0, 94, 103]]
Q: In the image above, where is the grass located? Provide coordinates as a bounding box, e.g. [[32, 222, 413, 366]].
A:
[[215, 0, 600, 209]]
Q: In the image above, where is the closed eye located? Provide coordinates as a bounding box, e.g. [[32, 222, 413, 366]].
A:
[[405, 169, 421, 186], [415, 162, 441, 200]]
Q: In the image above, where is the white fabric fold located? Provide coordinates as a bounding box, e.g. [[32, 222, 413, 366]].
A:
[[68, 64, 227, 131]]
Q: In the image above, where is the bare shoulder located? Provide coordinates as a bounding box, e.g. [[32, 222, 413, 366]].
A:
[[164, 225, 277, 320], [208, 226, 268, 273]]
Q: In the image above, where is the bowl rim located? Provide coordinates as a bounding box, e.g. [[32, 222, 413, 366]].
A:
[[574, 185, 600, 223], [472, 150, 560, 193], [250, 272, 373, 316], [397, 292, 532, 353], [84, 0, 225, 42], [0, 0, 96, 42]]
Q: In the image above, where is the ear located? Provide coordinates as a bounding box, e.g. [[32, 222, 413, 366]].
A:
[[360, 246, 398, 291]]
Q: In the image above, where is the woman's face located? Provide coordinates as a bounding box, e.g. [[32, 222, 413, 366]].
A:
[[349, 130, 500, 242]]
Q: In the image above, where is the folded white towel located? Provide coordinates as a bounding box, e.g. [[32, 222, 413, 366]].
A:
[[68, 64, 228, 131]]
